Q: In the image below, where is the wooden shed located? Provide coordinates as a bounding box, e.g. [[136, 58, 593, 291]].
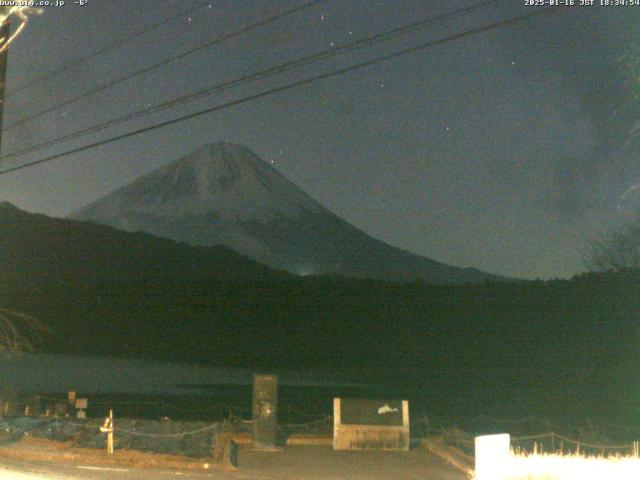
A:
[[333, 398, 409, 451]]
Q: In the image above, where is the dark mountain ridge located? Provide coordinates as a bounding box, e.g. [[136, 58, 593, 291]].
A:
[[1, 202, 638, 427]]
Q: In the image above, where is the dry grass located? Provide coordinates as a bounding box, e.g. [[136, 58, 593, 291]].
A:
[[475, 451, 640, 480]]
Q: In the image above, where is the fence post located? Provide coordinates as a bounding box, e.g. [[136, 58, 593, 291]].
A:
[[213, 421, 238, 467], [108, 409, 114, 454], [100, 409, 114, 454], [475, 434, 510, 480]]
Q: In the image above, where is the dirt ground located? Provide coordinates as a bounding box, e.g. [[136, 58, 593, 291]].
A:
[[238, 445, 470, 480], [0, 436, 471, 479], [0, 436, 219, 471]]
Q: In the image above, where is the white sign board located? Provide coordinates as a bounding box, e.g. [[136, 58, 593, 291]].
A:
[[475, 433, 511, 480], [75, 398, 88, 410]]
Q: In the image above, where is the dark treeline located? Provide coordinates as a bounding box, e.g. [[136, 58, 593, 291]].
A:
[[1, 202, 639, 426]]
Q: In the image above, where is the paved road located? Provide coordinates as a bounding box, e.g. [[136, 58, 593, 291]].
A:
[[0, 446, 469, 480], [0, 457, 232, 480]]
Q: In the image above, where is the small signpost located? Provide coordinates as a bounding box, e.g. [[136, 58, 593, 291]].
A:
[[75, 398, 88, 419]]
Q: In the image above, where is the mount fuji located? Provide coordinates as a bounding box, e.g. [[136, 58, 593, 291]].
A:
[[70, 142, 499, 283]]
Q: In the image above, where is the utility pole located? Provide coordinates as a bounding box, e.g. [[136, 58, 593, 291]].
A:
[[0, 9, 10, 157]]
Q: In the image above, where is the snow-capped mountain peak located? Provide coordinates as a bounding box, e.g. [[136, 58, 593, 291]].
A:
[[70, 142, 500, 283], [75, 142, 323, 224]]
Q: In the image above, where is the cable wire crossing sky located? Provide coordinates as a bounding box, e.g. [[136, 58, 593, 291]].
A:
[[0, 0, 638, 279]]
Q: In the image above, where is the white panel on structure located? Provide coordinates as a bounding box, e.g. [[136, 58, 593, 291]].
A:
[[475, 433, 511, 480], [333, 398, 409, 451]]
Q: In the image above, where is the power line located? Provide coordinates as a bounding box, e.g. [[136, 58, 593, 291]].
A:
[[0, 6, 564, 178], [6, 0, 214, 98], [2, 0, 505, 161], [3, 0, 327, 131]]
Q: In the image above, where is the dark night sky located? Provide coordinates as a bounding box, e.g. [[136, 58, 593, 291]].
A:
[[0, 0, 638, 279]]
